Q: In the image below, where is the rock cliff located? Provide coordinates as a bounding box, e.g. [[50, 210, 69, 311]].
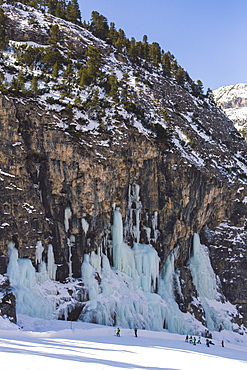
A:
[[0, 2, 247, 332]]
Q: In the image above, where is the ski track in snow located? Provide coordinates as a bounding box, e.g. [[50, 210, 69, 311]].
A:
[[0, 315, 246, 370]]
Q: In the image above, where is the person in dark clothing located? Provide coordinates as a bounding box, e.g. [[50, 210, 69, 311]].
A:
[[116, 328, 121, 337], [221, 340, 224, 347], [134, 328, 138, 337]]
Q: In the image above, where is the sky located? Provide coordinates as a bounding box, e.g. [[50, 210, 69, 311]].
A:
[[78, 0, 247, 91]]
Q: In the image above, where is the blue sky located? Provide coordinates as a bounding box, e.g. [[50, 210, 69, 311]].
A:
[[78, 0, 247, 91]]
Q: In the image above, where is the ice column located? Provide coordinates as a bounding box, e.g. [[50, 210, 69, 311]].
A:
[[112, 208, 135, 276], [35, 240, 44, 265], [112, 208, 124, 270], [126, 184, 142, 243], [7, 241, 19, 283], [81, 254, 100, 300], [81, 218, 89, 235], [159, 247, 190, 334], [64, 207, 72, 232], [188, 233, 233, 331], [7, 242, 55, 318], [67, 235, 75, 282], [189, 233, 218, 299], [47, 244, 57, 280], [65, 207, 73, 281]]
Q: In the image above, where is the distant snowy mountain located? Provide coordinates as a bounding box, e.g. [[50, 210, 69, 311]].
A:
[[213, 83, 247, 138]]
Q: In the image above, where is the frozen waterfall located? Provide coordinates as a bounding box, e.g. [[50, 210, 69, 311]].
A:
[[188, 233, 236, 332], [7, 242, 55, 318], [81, 209, 199, 333], [4, 202, 238, 335]]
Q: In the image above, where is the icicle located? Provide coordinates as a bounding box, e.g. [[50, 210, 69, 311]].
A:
[[151, 211, 159, 243], [35, 163, 40, 178], [112, 209, 124, 270], [35, 240, 44, 265], [7, 241, 19, 284], [134, 184, 141, 244], [64, 207, 72, 233], [47, 244, 57, 280], [125, 184, 142, 243], [67, 235, 75, 282], [81, 218, 89, 235]]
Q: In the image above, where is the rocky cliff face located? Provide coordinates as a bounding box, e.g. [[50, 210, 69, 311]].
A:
[[213, 83, 247, 140], [1, 3, 247, 332]]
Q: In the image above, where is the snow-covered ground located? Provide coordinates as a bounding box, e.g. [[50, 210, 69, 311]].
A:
[[0, 315, 246, 370]]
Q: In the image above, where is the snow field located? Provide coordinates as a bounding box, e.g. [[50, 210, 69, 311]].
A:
[[0, 315, 246, 370]]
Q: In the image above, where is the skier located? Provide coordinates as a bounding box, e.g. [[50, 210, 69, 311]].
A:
[[185, 335, 189, 342], [189, 336, 193, 343], [134, 328, 138, 337], [116, 328, 121, 337], [221, 340, 224, 347], [193, 337, 196, 345], [197, 336, 201, 344], [206, 338, 210, 347]]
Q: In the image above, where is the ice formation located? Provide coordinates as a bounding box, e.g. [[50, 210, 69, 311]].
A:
[[47, 244, 57, 280], [81, 208, 195, 333], [64, 206, 72, 233], [7, 242, 55, 317], [188, 233, 236, 331], [35, 240, 44, 265], [4, 191, 237, 334], [158, 247, 191, 334], [80, 212, 237, 334]]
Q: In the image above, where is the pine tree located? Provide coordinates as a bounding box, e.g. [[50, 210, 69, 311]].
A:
[[79, 45, 102, 86], [206, 88, 215, 102], [47, 0, 58, 15], [30, 75, 39, 95], [90, 11, 109, 41], [161, 52, 172, 77], [196, 80, 204, 95], [114, 28, 128, 53], [66, 0, 81, 24], [55, 0, 66, 19], [10, 72, 26, 95], [61, 63, 74, 97], [107, 22, 118, 45], [107, 73, 119, 102], [148, 42, 161, 66], [52, 61, 59, 78], [175, 67, 186, 86], [142, 35, 149, 60], [0, 9, 9, 51], [48, 24, 63, 46], [128, 37, 138, 62]]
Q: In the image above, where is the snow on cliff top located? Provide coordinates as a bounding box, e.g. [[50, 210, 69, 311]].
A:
[[213, 83, 247, 104]]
